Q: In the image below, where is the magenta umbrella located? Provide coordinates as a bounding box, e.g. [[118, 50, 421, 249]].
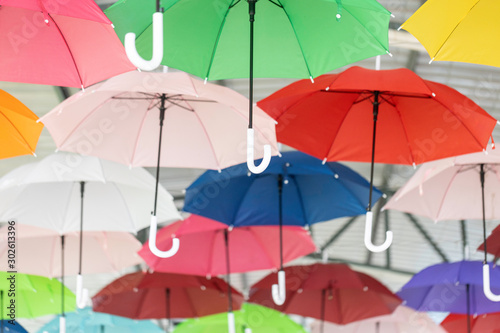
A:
[[0, 0, 135, 88]]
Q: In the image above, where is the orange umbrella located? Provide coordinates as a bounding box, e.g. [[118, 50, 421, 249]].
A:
[[0, 90, 43, 159]]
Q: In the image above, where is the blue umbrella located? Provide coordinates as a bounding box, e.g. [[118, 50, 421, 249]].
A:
[[397, 261, 500, 333], [37, 307, 163, 333], [0, 320, 28, 333], [183, 151, 383, 305]]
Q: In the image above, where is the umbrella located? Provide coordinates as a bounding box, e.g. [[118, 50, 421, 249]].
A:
[[0, 320, 28, 333], [478, 224, 500, 259], [92, 271, 244, 332], [248, 263, 402, 331], [37, 307, 164, 333], [0, 271, 75, 331], [0, 0, 134, 88], [0, 89, 43, 159], [384, 146, 500, 302], [39, 70, 278, 258], [396, 261, 500, 333], [105, 0, 392, 173], [309, 305, 446, 333], [139, 214, 315, 333], [172, 303, 307, 333], [258, 65, 498, 253], [441, 312, 500, 333], [0, 152, 180, 309], [399, 0, 500, 67], [183, 151, 382, 304]]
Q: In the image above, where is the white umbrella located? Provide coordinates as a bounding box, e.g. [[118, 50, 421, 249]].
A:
[[0, 152, 180, 310], [383, 145, 500, 302]]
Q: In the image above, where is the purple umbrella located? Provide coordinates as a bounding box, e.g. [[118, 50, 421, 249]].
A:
[[397, 261, 500, 333]]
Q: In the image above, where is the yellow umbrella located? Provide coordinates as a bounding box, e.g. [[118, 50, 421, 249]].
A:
[[400, 0, 500, 67], [0, 89, 43, 159]]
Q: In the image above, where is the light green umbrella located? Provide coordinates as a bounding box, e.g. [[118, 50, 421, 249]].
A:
[[172, 303, 307, 333], [0, 272, 75, 320], [106, 0, 391, 174]]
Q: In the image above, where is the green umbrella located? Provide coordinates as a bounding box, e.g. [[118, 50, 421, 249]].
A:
[[172, 303, 307, 333], [106, 0, 391, 173], [0, 272, 75, 333]]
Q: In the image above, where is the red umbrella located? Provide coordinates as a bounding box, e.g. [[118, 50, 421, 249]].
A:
[[0, 0, 134, 88], [258, 66, 497, 252], [478, 224, 500, 259], [92, 271, 244, 331], [441, 313, 500, 333], [248, 263, 401, 331]]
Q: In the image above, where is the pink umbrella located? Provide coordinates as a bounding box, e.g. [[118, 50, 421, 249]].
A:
[[40, 71, 279, 258], [0, 0, 135, 88], [0, 224, 143, 278], [310, 306, 445, 333], [383, 145, 500, 302]]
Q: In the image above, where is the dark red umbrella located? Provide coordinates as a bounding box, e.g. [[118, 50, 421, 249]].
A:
[[248, 263, 401, 332], [478, 224, 500, 259], [258, 66, 497, 252], [441, 312, 500, 333], [92, 271, 244, 330]]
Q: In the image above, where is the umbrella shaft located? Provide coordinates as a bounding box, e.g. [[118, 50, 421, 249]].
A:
[[61, 235, 65, 316], [278, 175, 283, 270], [466, 284, 471, 333], [480, 164, 487, 263], [79, 182, 85, 275], [248, 0, 257, 129], [368, 91, 380, 211], [153, 95, 167, 215], [224, 229, 233, 312]]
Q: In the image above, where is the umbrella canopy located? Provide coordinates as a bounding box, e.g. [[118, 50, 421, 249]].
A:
[[138, 215, 316, 276], [0, 152, 180, 233], [0, 89, 43, 159], [0, 0, 135, 88], [92, 271, 244, 320], [258, 65, 497, 252], [0, 225, 143, 278], [39, 71, 278, 170], [478, 225, 500, 259], [0, 320, 28, 333], [310, 305, 445, 333], [397, 261, 500, 315], [172, 303, 307, 333], [248, 263, 402, 325], [37, 307, 163, 333], [399, 0, 500, 67], [441, 312, 500, 333], [0, 272, 75, 319], [106, 0, 391, 80]]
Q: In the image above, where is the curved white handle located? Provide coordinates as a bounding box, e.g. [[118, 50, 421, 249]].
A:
[[124, 12, 163, 71], [76, 274, 89, 309], [483, 264, 500, 302], [149, 214, 180, 258], [247, 128, 272, 174], [60, 316, 66, 333], [271, 270, 286, 305], [227, 311, 236, 333], [364, 211, 393, 253]]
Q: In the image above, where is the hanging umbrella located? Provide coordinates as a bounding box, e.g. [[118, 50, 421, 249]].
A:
[[39, 70, 278, 258], [399, 0, 500, 67], [0, 320, 27, 333], [0, 89, 43, 159], [0, 152, 180, 310], [257, 65, 498, 253], [183, 150, 382, 305], [0, 0, 135, 88], [138, 214, 315, 333], [105, 0, 392, 173], [441, 312, 500, 333], [478, 224, 500, 259], [309, 305, 446, 333], [0, 271, 75, 333], [384, 146, 500, 302], [92, 271, 244, 332], [37, 307, 163, 333], [396, 261, 500, 333], [172, 303, 307, 333], [248, 263, 402, 331]]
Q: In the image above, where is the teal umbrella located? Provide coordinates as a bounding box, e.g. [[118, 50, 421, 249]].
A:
[[172, 303, 307, 333], [106, 0, 392, 174], [37, 307, 163, 333]]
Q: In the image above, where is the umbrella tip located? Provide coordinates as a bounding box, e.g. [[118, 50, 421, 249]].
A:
[[429, 58, 435, 64], [32, 152, 37, 157], [386, 51, 393, 57], [497, 120, 500, 125], [111, 23, 115, 28], [412, 162, 416, 169], [310, 76, 314, 83], [397, 25, 403, 31], [204, 77, 208, 84], [322, 157, 327, 165], [390, 13, 395, 18]]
